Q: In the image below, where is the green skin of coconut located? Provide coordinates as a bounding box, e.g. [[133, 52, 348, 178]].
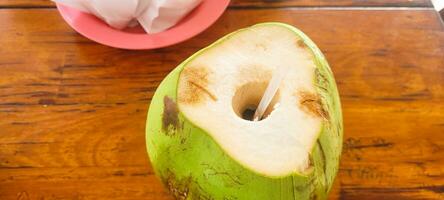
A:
[[146, 23, 343, 200]]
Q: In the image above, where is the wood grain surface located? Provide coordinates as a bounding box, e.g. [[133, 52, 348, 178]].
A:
[[0, 2, 444, 200], [0, 0, 433, 8]]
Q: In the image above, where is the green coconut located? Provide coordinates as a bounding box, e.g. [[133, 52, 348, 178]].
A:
[[146, 22, 343, 200]]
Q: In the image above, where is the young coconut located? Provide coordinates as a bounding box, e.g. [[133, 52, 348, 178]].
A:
[[146, 22, 343, 200]]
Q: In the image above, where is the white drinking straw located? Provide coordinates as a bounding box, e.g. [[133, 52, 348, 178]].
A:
[[253, 65, 288, 121]]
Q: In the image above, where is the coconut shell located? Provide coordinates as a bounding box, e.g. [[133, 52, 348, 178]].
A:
[[146, 22, 343, 200]]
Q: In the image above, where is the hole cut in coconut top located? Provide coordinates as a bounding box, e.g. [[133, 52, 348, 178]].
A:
[[232, 81, 281, 121], [177, 24, 324, 177]]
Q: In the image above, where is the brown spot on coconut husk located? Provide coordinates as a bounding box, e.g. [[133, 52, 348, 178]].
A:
[[162, 96, 180, 134], [298, 91, 329, 120], [178, 66, 217, 104], [164, 171, 190, 200], [310, 193, 320, 200], [296, 39, 307, 48], [188, 80, 218, 101], [162, 170, 210, 200]]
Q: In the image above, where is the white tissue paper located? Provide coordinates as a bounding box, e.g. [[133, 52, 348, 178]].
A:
[[53, 0, 203, 34]]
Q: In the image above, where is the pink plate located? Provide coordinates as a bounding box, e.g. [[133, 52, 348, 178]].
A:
[[56, 0, 230, 50]]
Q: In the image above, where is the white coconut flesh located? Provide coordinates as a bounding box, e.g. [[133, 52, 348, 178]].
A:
[[177, 25, 325, 177]]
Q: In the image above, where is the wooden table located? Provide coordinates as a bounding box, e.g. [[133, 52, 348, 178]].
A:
[[1, 0, 443, 199]]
